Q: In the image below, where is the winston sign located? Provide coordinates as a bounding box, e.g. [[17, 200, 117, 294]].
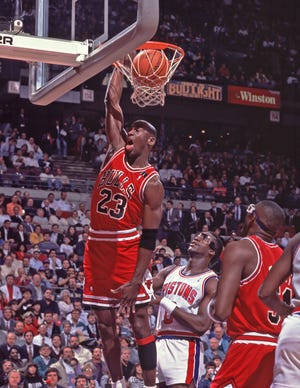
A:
[[227, 85, 281, 109]]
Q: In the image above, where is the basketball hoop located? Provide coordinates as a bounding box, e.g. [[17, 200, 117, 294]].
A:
[[115, 41, 185, 108]]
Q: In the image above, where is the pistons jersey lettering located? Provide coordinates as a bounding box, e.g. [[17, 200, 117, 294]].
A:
[[162, 281, 198, 305], [156, 266, 217, 337]]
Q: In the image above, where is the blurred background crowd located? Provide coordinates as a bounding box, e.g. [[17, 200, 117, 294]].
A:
[[0, 0, 299, 387]]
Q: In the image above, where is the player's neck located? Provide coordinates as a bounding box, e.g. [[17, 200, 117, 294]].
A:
[[184, 259, 209, 275], [250, 232, 273, 243], [126, 155, 150, 168]]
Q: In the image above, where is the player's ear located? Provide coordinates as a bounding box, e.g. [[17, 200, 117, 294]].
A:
[[147, 136, 156, 146]]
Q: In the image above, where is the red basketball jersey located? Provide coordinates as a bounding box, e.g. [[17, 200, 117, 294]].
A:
[[227, 235, 285, 338], [89, 148, 159, 234]]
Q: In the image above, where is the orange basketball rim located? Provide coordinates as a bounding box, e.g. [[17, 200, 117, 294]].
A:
[[115, 41, 185, 107]]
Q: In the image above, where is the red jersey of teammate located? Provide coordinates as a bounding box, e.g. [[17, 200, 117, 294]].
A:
[[227, 235, 285, 339]]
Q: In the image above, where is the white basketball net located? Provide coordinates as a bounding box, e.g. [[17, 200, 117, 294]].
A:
[[116, 43, 184, 108]]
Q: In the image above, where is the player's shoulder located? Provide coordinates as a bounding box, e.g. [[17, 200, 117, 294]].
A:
[[144, 174, 165, 196], [223, 237, 254, 263]]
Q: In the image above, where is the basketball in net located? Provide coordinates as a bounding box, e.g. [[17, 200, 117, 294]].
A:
[[131, 49, 170, 86], [115, 41, 185, 107]]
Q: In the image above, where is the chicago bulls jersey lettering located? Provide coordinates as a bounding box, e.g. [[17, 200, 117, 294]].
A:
[[90, 148, 158, 232]]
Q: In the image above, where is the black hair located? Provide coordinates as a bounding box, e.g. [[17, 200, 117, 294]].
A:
[[131, 120, 157, 137], [45, 367, 61, 380]]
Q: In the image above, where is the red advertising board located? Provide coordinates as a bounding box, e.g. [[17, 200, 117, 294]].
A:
[[228, 85, 281, 109]]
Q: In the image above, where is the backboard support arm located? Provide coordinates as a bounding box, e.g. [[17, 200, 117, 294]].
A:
[[29, 0, 159, 106]]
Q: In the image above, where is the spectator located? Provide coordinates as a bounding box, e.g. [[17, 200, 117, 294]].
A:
[[81, 362, 100, 387], [46, 249, 62, 271], [0, 220, 15, 243], [204, 337, 226, 364], [49, 209, 69, 232], [60, 235, 74, 257], [6, 195, 23, 217], [67, 310, 87, 337], [56, 190, 75, 212], [51, 333, 63, 360], [39, 289, 60, 317], [0, 332, 18, 359], [51, 347, 76, 387], [3, 369, 22, 388], [13, 223, 30, 245], [0, 306, 17, 331], [22, 363, 44, 388], [58, 290, 74, 320], [120, 347, 135, 382], [199, 361, 217, 388], [0, 275, 22, 302], [43, 311, 61, 338], [33, 324, 52, 347], [7, 346, 27, 373], [14, 320, 26, 346], [40, 259, 57, 286], [15, 288, 33, 318], [0, 360, 13, 387], [86, 312, 101, 345], [33, 343, 56, 379], [90, 346, 109, 385], [54, 168, 71, 191], [69, 334, 92, 367], [28, 273, 47, 301], [75, 232, 88, 259], [38, 232, 60, 253], [22, 313, 38, 337], [22, 214, 35, 234], [32, 208, 49, 227], [50, 223, 65, 246], [280, 231, 291, 248], [20, 329, 40, 361], [60, 321, 72, 347], [29, 249, 43, 272], [43, 367, 65, 388], [29, 225, 44, 246]]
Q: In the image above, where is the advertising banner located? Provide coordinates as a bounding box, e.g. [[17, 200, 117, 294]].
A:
[[228, 85, 281, 109]]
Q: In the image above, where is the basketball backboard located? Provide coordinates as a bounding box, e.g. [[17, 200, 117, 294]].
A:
[[0, 0, 159, 105]]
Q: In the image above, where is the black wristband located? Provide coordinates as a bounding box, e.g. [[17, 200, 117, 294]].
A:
[[139, 228, 158, 250]]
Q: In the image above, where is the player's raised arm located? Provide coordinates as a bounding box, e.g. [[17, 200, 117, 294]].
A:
[[258, 234, 299, 317], [104, 67, 125, 152]]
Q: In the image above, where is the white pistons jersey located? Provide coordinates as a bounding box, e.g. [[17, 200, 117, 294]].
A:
[[291, 242, 300, 308], [156, 266, 217, 338]]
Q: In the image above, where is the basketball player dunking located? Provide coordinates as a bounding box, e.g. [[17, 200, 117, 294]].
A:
[[83, 67, 164, 388]]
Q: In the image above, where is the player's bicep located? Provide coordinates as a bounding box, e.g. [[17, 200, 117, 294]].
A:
[[142, 178, 164, 229], [197, 277, 218, 320]]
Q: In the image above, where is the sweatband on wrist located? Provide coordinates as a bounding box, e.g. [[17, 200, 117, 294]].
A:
[[139, 228, 158, 250], [160, 297, 177, 314], [207, 298, 222, 324]]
